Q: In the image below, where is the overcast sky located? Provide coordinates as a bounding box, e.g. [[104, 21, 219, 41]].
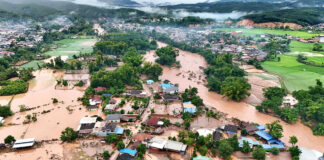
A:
[[134, 0, 212, 5]]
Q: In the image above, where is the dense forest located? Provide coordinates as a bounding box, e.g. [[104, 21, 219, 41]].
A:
[[243, 8, 324, 26]]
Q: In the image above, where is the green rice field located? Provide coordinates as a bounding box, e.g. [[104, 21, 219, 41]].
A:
[[289, 41, 324, 54], [215, 28, 321, 39], [19, 60, 44, 70], [262, 55, 324, 92], [44, 38, 97, 59]]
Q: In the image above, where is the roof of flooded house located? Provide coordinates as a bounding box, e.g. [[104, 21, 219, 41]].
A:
[[79, 123, 96, 130], [119, 148, 137, 156], [109, 99, 117, 104], [114, 127, 124, 135], [105, 104, 116, 110], [132, 133, 152, 142], [91, 95, 101, 102], [193, 156, 211, 160], [255, 130, 274, 141], [213, 131, 222, 141], [80, 117, 97, 124], [261, 144, 285, 150], [147, 116, 160, 126], [130, 90, 142, 95], [239, 137, 260, 147], [117, 153, 134, 160], [224, 125, 238, 133], [63, 74, 89, 81], [183, 101, 192, 104], [164, 140, 187, 152], [282, 94, 298, 106], [300, 147, 323, 160], [184, 107, 197, 114], [197, 128, 214, 137], [244, 124, 258, 133], [94, 87, 106, 92], [105, 114, 122, 121], [12, 138, 35, 149], [257, 125, 266, 130], [163, 95, 179, 100], [102, 93, 112, 97], [183, 103, 195, 108], [146, 80, 154, 83], [149, 137, 167, 149], [121, 115, 137, 122], [102, 122, 117, 131], [160, 83, 174, 89], [87, 105, 98, 110], [163, 86, 179, 92]]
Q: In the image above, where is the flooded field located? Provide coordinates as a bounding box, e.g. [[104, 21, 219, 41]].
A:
[[0, 69, 102, 159], [146, 41, 324, 152]]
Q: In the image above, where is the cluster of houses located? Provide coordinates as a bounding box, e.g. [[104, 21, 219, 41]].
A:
[[197, 123, 286, 151]]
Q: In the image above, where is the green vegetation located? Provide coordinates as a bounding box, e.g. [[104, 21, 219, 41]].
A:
[[266, 120, 283, 139], [101, 150, 110, 160], [262, 55, 324, 91], [19, 60, 44, 70], [105, 134, 118, 144], [214, 28, 320, 39], [44, 38, 96, 59], [117, 141, 125, 150], [0, 106, 13, 118], [252, 146, 266, 160], [60, 127, 79, 142], [244, 8, 324, 26], [4, 135, 15, 145], [0, 80, 28, 96], [289, 41, 324, 54], [155, 46, 179, 66]]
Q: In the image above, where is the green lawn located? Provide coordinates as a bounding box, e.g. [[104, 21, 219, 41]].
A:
[[215, 28, 321, 38], [19, 60, 44, 70], [44, 38, 97, 59], [262, 55, 324, 92]]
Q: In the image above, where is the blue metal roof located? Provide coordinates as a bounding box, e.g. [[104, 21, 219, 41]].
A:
[[115, 127, 124, 135], [257, 125, 266, 130], [261, 144, 285, 150], [160, 83, 174, 89], [184, 107, 197, 114], [147, 80, 154, 84], [255, 131, 274, 141], [102, 93, 112, 97], [183, 101, 192, 104], [193, 156, 211, 160], [119, 148, 137, 156]]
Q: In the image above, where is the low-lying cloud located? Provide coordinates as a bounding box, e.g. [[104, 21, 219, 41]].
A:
[[174, 10, 248, 21]]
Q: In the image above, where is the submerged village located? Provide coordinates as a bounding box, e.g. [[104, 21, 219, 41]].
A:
[[0, 2, 324, 160]]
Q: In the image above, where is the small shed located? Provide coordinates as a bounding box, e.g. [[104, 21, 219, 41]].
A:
[[12, 138, 35, 149], [146, 80, 154, 85], [119, 148, 137, 156]]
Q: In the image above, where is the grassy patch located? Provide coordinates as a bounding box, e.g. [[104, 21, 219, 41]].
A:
[[262, 55, 324, 92], [19, 60, 44, 70], [306, 57, 324, 66], [44, 38, 97, 59], [289, 41, 324, 54], [215, 28, 321, 38]]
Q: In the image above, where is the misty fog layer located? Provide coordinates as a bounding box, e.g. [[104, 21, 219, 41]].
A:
[[175, 11, 247, 21]]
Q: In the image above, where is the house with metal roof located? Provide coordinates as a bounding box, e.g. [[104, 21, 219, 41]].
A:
[[164, 140, 187, 153], [106, 114, 122, 123], [117, 153, 134, 160], [147, 80, 154, 85], [193, 156, 211, 160], [119, 148, 137, 156], [12, 138, 35, 149]]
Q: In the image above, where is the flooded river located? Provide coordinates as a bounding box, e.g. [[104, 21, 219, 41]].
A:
[[145, 41, 324, 152]]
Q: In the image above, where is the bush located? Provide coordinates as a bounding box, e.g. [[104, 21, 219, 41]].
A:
[[60, 127, 78, 142], [0, 106, 13, 118], [0, 80, 28, 96], [270, 147, 279, 155], [253, 146, 266, 160], [105, 134, 118, 144], [4, 135, 15, 144], [117, 141, 125, 150], [102, 150, 110, 160], [62, 80, 68, 86], [53, 98, 58, 103]]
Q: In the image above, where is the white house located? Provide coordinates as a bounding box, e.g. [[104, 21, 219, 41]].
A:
[[282, 94, 298, 108], [320, 35, 324, 43]]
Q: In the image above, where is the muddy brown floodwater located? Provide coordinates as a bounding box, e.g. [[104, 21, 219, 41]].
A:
[[144, 41, 324, 152], [0, 69, 101, 159]]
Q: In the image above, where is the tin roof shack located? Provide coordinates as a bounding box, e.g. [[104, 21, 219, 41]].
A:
[[119, 148, 137, 157], [224, 125, 238, 134], [197, 128, 214, 137], [89, 95, 102, 106], [241, 122, 258, 135], [213, 130, 222, 141], [117, 153, 134, 160], [121, 115, 137, 122], [281, 94, 298, 108], [128, 90, 148, 98], [146, 117, 164, 127], [164, 140, 187, 154], [77, 116, 97, 135], [106, 114, 122, 123], [183, 102, 197, 114], [12, 138, 35, 149], [162, 95, 179, 102], [131, 133, 152, 143], [94, 87, 107, 93]]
